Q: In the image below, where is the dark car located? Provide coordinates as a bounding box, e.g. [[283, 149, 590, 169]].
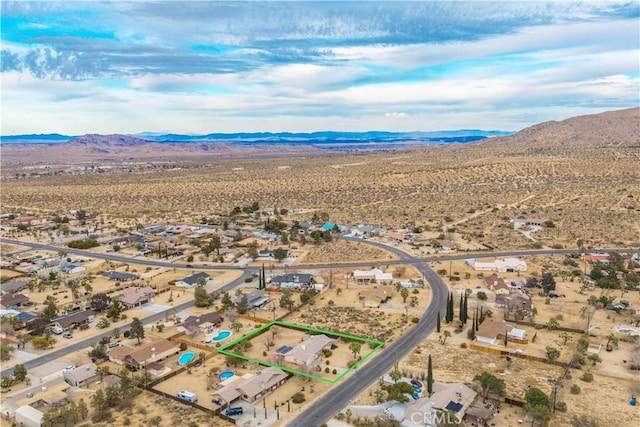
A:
[[186, 264, 194, 268], [225, 407, 243, 416], [63, 332, 73, 339]]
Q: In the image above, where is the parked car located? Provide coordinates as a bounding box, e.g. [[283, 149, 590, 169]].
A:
[[62, 365, 76, 373], [107, 342, 120, 349], [225, 407, 243, 416], [52, 327, 63, 335], [62, 332, 73, 339]]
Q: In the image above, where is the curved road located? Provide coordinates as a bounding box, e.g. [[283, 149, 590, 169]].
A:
[[1, 236, 634, 422]]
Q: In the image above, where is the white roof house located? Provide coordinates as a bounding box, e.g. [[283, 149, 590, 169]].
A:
[[352, 268, 393, 284], [466, 258, 527, 272]]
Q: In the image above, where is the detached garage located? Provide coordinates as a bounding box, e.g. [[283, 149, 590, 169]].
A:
[[15, 405, 43, 427]]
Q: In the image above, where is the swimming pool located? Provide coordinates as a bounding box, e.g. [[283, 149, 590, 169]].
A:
[[219, 370, 235, 380], [178, 351, 196, 365], [212, 330, 232, 342]]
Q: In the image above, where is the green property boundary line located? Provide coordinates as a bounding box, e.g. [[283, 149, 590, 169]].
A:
[[217, 320, 385, 384]]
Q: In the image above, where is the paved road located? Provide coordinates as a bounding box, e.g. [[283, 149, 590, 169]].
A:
[[292, 260, 448, 427], [0, 270, 254, 378]]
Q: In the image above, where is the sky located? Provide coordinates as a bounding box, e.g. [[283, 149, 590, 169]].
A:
[[1, 1, 639, 135]]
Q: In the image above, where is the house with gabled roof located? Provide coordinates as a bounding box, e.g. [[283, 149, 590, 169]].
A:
[[175, 272, 210, 288], [108, 339, 179, 369], [0, 293, 30, 309], [212, 367, 290, 407], [484, 275, 509, 294], [269, 273, 314, 290], [63, 363, 97, 387], [476, 319, 527, 345], [177, 312, 224, 336], [404, 382, 477, 426], [274, 334, 334, 367], [352, 268, 393, 284], [118, 286, 155, 309], [360, 286, 393, 308], [51, 309, 95, 330]]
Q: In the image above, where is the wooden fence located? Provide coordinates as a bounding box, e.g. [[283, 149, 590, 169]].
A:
[[509, 319, 584, 334], [470, 342, 570, 368]]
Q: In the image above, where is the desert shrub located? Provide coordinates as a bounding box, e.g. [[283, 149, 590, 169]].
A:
[[332, 369, 337, 374], [477, 291, 487, 301], [556, 401, 568, 412], [580, 372, 594, 382], [411, 317, 420, 323], [460, 343, 467, 349], [323, 349, 332, 357], [292, 392, 305, 404], [570, 384, 581, 394], [263, 351, 267, 357], [179, 342, 188, 351], [123, 330, 131, 338], [326, 360, 330, 365], [325, 367, 330, 373]]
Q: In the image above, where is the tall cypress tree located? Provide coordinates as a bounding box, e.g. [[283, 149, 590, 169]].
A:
[[437, 310, 441, 333], [446, 293, 454, 322], [427, 354, 433, 397], [459, 293, 464, 322], [463, 293, 468, 324]]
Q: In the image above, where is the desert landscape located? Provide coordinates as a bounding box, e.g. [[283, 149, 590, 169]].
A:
[[1, 108, 640, 427]]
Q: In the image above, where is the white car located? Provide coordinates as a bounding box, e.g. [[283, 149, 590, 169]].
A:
[[62, 365, 76, 373]]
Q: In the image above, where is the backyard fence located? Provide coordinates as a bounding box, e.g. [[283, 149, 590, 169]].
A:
[[470, 342, 570, 368]]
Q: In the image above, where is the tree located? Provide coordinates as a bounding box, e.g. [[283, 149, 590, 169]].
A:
[[389, 366, 402, 384], [545, 346, 561, 362], [473, 372, 505, 402], [94, 365, 109, 380], [349, 342, 361, 360], [221, 292, 235, 310], [400, 287, 409, 303], [274, 247, 289, 263], [525, 386, 550, 408], [541, 272, 556, 294], [237, 294, 249, 314], [427, 354, 433, 396], [279, 289, 294, 310], [587, 353, 602, 366], [477, 291, 487, 301], [546, 318, 560, 330], [194, 286, 212, 307], [129, 317, 145, 344], [605, 333, 619, 350], [13, 364, 27, 382], [42, 295, 58, 319], [439, 330, 451, 345], [77, 399, 89, 421], [90, 293, 111, 312], [106, 299, 121, 321], [436, 311, 441, 333], [247, 240, 259, 259], [151, 415, 162, 427], [525, 403, 551, 427], [559, 332, 573, 346], [231, 320, 243, 333]]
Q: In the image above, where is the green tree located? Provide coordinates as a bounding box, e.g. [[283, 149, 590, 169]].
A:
[[546, 318, 560, 330], [13, 364, 27, 382], [606, 333, 619, 350], [473, 372, 505, 402], [221, 292, 235, 310], [541, 272, 556, 294], [559, 332, 573, 346], [545, 346, 561, 361], [77, 399, 89, 420], [525, 387, 550, 407], [427, 354, 433, 396], [439, 330, 451, 345], [524, 403, 551, 427], [273, 247, 289, 263], [129, 317, 145, 344], [389, 365, 402, 384], [95, 366, 110, 381], [279, 289, 294, 310], [400, 287, 409, 303], [236, 294, 249, 314], [0, 344, 15, 361], [587, 353, 602, 366], [436, 311, 441, 333], [42, 295, 58, 319], [194, 286, 212, 307], [231, 320, 243, 332], [349, 342, 361, 360], [477, 291, 487, 301]]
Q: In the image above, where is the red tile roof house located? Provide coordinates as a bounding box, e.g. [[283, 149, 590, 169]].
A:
[[51, 309, 95, 330], [118, 286, 155, 309], [484, 275, 510, 294], [385, 231, 412, 243]]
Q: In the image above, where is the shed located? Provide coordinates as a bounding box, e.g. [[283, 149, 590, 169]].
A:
[[15, 405, 44, 427]]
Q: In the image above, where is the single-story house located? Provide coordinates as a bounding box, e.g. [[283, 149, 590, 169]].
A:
[[102, 271, 140, 282], [404, 382, 477, 427], [0, 293, 30, 309], [466, 258, 528, 272], [235, 290, 270, 308], [583, 253, 610, 264], [352, 268, 393, 284], [386, 231, 412, 243], [495, 294, 534, 312], [109, 339, 179, 369], [51, 309, 95, 330], [60, 263, 86, 275], [175, 272, 210, 288], [177, 312, 224, 336], [118, 286, 155, 309], [476, 319, 527, 346], [63, 363, 97, 387], [274, 334, 334, 367], [269, 273, 314, 290], [0, 279, 29, 295], [360, 286, 393, 308], [484, 275, 510, 294], [257, 248, 291, 260], [212, 367, 290, 406]]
